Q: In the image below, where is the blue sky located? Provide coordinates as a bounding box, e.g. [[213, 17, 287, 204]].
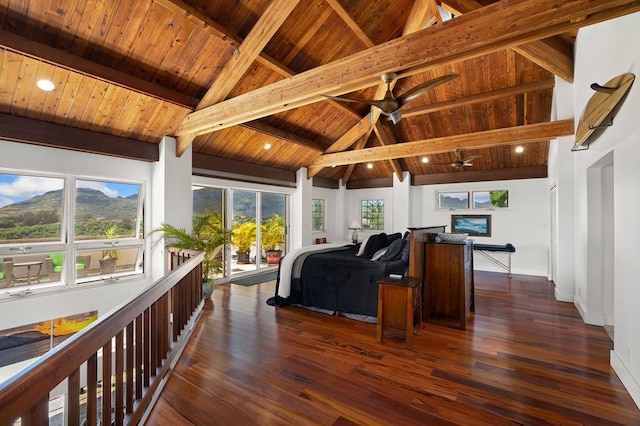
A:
[[0, 174, 139, 208]]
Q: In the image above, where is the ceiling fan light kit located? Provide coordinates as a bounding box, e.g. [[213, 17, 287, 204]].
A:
[[325, 73, 459, 124]]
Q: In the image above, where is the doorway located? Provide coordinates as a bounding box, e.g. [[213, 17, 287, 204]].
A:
[[586, 153, 615, 340]]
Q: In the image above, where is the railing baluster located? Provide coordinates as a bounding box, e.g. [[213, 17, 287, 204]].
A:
[[115, 330, 124, 426], [126, 322, 134, 414], [135, 313, 143, 400], [68, 367, 80, 423], [102, 339, 113, 426], [87, 352, 98, 426], [151, 301, 159, 374], [0, 249, 204, 424], [143, 307, 150, 387]]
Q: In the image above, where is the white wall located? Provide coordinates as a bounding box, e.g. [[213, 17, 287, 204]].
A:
[[344, 186, 395, 241], [312, 185, 345, 243], [411, 178, 549, 276], [0, 140, 156, 381], [569, 11, 640, 406]]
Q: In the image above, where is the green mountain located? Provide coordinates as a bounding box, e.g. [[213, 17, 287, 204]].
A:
[[0, 188, 137, 224]]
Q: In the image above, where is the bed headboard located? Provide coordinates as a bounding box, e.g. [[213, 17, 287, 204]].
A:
[[407, 226, 447, 280]]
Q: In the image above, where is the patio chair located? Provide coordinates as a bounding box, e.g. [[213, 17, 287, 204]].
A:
[[0, 260, 14, 288]]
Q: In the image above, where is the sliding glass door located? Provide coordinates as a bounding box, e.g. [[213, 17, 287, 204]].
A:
[[193, 185, 288, 281], [231, 190, 257, 275]]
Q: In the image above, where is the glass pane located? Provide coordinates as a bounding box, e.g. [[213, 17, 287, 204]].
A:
[[0, 173, 65, 243], [312, 199, 324, 231], [472, 190, 509, 208], [75, 180, 141, 241], [261, 193, 286, 268], [361, 199, 384, 231], [232, 191, 257, 274], [2, 253, 59, 288], [76, 247, 143, 280], [438, 192, 469, 209], [193, 186, 227, 279]]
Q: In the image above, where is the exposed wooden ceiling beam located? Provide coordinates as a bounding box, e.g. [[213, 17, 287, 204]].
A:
[[0, 29, 197, 109], [442, 0, 575, 82], [155, 0, 296, 79], [341, 134, 370, 185], [176, 0, 300, 152], [240, 121, 325, 152], [325, 0, 375, 48], [412, 165, 548, 185], [401, 78, 555, 118], [0, 113, 158, 161], [373, 122, 404, 182], [310, 0, 449, 175], [174, 0, 639, 151], [311, 119, 574, 167], [512, 39, 574, 83], [196, 0, 300, 109]]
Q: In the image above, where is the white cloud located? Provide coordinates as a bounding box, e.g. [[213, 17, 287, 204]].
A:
[[77, 181, 119, 198], [0, 176, 64, 199]]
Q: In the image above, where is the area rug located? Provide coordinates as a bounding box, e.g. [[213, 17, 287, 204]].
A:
[[231, 271, 277, 286]]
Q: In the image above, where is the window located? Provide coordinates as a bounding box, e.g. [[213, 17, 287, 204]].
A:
[[312, 199, 325, 231], [438, 192, 469, 209], [0, 172, 144, 292], [437, 190, 509, 210], [473, 190, 509, 209], [361, 199, 384, 231]]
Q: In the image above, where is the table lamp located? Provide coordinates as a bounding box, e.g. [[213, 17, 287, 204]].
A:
[[349, 220, 361, 243]]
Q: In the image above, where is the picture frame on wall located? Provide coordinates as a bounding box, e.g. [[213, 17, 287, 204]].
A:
[[451, 214, 492, 237]]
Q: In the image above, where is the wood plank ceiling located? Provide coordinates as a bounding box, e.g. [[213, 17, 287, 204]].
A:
[[0, 0, 639, 185]]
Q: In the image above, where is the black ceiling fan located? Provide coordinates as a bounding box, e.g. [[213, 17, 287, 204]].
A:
[[324, 73, 458, 124], [429, 149, 481, 168]]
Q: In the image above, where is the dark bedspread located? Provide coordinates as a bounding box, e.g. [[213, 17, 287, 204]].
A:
[[287, 246, 407, 317]]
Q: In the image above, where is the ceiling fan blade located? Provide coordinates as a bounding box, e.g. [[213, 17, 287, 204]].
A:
[[397, 74, 459, 107], [324, 95, 400, 114], [462, 163, 475, 167], [323, 94, 373, 104], [462, 155, 482, 162]]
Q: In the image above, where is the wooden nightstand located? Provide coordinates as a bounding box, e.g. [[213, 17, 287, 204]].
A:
[[376, 276, 422, 349]]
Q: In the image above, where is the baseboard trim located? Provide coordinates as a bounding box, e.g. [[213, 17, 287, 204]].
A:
[[573, 296, 604, 325], [611, 349, 640, 410]]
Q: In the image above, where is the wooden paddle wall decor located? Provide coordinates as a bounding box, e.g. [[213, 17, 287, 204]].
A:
[[573, 73, 635, 151]]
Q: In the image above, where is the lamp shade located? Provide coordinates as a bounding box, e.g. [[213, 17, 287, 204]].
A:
[[349, 220, 361, 229]]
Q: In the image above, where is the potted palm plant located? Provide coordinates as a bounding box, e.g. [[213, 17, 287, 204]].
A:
[[261, 214, 285, 265], [232, 221, 256, 264], [152, 211, 232, 299], [100, 224, 121, 274]]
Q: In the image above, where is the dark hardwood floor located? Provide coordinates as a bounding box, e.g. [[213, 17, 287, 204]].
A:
[[146, 272, 640, 425]]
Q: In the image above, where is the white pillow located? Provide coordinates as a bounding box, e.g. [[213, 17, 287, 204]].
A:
[[356, 235, 370, 256], [371, 247, 388, 261]]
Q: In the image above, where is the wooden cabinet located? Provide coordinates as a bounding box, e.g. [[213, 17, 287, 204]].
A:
[[423, 241, 474, 330], [377, 276, 422, 349]]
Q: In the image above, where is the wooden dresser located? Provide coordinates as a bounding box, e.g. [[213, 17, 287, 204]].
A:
[[423, 240, 474, 329]]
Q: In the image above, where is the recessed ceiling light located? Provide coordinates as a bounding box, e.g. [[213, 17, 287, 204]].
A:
[[367, 163, 373, 169], [36, 79, 55, 92], [515, 146, 524, 153], [263, 143, 272, 150], [421, 157, 429, 163]]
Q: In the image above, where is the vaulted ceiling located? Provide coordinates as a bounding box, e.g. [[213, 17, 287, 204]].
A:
[[1, 0, 638, 186]]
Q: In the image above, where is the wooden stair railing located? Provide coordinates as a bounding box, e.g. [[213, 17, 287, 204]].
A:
[[0, 248, 205, 425]]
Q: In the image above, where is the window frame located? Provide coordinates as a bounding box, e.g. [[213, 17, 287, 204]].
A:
[[360, 199, 384, 231], [311, 198, 326, 232], [436, 189, 509, 210], [0, 169, 145, 293]]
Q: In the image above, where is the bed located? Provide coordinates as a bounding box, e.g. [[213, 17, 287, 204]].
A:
[[269, 233, 409, 319]]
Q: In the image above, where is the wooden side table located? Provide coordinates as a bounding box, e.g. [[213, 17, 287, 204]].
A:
[[376, 276, 422, 349]]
